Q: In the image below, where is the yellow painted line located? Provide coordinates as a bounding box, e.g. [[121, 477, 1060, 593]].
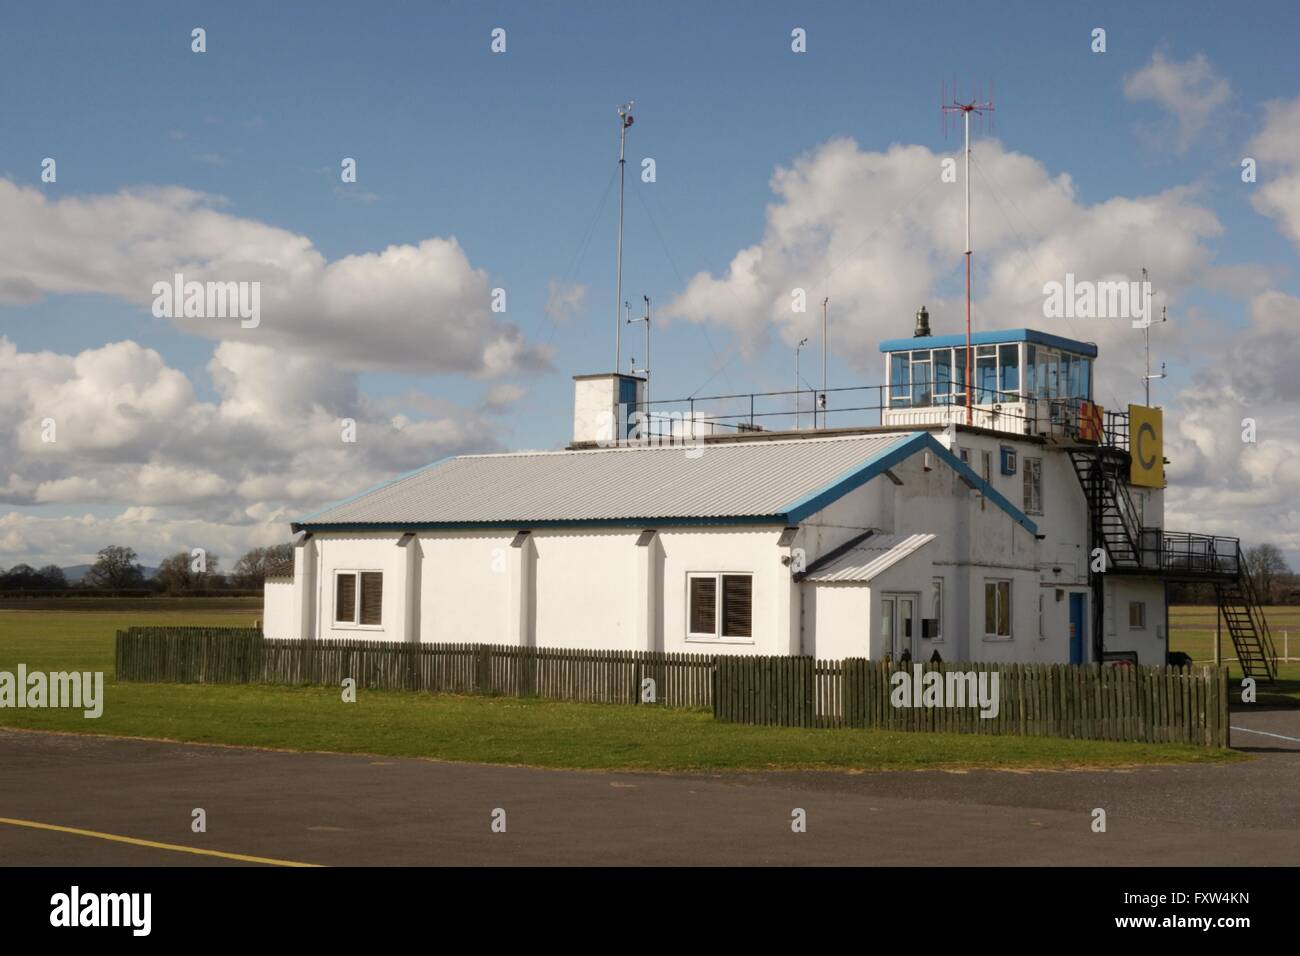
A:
[[0, 816, 322, 867]]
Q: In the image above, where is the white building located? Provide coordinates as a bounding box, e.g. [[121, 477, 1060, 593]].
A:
[[264, 315, 1274, 676]]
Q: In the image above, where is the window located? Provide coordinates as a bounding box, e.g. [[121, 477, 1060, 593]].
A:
[[975, 346, 997, 402], [911, 350, 932, 406], [889, 353, 910, 406], [335, 573, 356, 623], [933, 349, 951, 401], [1076, 357, 1091, 400], [1023, 457, 1043, 514], [1025, 345, 1037, 397], [1042, 349, 1059, 398], [1128, 601, 1146, 629], [334, 571, 382, 626], [928, 578, 943, 642], [688, 573, 752, 640], [999, 344, 1019, 395], [984, 580, 1012, 639]]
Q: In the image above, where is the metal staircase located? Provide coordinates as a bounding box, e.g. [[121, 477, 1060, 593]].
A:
[[1068, 449, 1277, 682], [1068, 450, 1141, 569], [1214, 556, 1278, 682]]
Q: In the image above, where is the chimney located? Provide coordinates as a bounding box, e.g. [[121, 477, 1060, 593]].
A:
[[571, 372, 646, 447], [913, 305, 931, 338]]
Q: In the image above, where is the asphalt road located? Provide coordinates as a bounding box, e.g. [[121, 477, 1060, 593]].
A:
[[1, 712, 1297, 866]]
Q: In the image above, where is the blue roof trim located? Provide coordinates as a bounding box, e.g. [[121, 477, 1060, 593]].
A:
[[923, 435, 1039, 535], [779, 432, 1038, 535], [780, 433, 928, 524], [292, 515, 789, 533], [879, 328, 1099, 358], [292, 456, 454, 526]]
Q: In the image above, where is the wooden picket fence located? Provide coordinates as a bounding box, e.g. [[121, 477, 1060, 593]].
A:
[[114, 629, 1230, 746], [115, 627, 264, 684], [713, 657, 1230, 747], [114, 628, 715, 708]]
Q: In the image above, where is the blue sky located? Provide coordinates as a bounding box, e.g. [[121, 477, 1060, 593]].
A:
[[2, 1, 1299, 564]]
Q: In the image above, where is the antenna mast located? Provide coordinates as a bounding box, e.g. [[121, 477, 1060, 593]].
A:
[[942, 83, 994, 426], [1141, 268, 1167, 406], [627, 295, 651, 433], [614, 101, 635, 372], [821, 297, 828, 429]]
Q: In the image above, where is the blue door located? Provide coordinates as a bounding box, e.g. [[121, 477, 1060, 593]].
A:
[[1068, 593, 1085, 664]]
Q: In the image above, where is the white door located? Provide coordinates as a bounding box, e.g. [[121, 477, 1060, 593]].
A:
[[880, 593, 918, 661]]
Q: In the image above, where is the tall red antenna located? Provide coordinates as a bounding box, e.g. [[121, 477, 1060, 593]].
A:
[[942, 82, 995, 426]]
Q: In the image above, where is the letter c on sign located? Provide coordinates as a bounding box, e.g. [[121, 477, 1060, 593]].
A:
[[1136, 422, 1157, 470]]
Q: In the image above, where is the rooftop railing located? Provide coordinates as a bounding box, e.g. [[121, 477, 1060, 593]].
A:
[[616, 382, 1130, 451], [1137, 531, 1241, 577]]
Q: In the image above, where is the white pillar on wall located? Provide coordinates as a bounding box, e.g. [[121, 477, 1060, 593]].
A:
[[777, 527, 802, 655], [294, 534, 317, 642], [634, 530, 659, 652], [398, 533, 421, 644], [507, 530, 535, 647]]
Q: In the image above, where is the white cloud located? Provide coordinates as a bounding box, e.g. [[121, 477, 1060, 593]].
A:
[[664, 137, 1221, 401], [1165, 291, 1300, 557], [0, 508, 288, 573], [0, 179, 549, 376], [0, 336, 504, 565], [544, 280, 587, 324], [480, 383, 527, 413], [1123, 51, 1230, 152], [1247, 96, 1300, 252]]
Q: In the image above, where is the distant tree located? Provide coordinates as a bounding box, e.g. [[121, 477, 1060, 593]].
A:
[[1167, 580, 1216, 606], [1245, 543, 1290, 605], [0, 564, 44, 590], [84, 545, 146, 590], [154, 550, 223, 594], [0, 563, 66, 590], [231, 544, 294, 588], [1280, 570, 1300, 605], [37, 565, 67, 589]]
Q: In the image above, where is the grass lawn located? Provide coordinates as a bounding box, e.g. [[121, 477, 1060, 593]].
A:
[[1169, 605, 1300, 707], [0, 601, 1242, 772]]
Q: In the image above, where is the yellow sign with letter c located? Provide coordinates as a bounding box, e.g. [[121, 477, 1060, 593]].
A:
[[1129, 405, 1164, 488]]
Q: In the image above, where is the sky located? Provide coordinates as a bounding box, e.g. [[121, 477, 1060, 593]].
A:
[[1, 0, 1299, 568]]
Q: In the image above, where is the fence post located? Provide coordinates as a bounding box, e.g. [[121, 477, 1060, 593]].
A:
[[475, 643, 490, 695]]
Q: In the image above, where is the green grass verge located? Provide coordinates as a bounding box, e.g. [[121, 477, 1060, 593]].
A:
[[0, 603, 1241, 772]]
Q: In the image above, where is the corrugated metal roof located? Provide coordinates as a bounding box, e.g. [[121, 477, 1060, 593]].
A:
[[296, 432, 920, 528], [803, 532, 936, 583]]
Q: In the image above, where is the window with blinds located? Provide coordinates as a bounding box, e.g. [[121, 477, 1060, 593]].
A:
[[688, 572, 752, 640], [359, 572, 383, 625], [689, 576, 716, 635], [721, 574, 751, 638], [334, 571, 382, 626], [335, 573, 356, 623]]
